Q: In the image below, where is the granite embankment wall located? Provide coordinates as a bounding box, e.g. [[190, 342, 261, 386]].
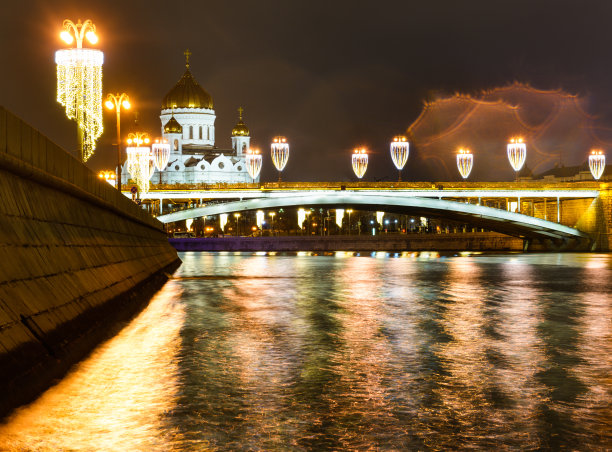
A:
[[170, 232, 525, 252], [0, 107, 180, 418]]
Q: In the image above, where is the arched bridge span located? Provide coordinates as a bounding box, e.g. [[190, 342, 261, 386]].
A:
[[157, 193, 589, 242]]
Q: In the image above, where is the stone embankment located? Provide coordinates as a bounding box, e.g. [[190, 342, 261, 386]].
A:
[[170, 232, 526, 252], [0, 107, 180, 418]]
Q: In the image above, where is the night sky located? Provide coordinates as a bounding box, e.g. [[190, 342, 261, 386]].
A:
[[2, 0, 612, 181]]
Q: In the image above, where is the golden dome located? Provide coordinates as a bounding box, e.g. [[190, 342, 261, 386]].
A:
[[232, 106, 250, 137], [162, 50, 214, 110], [164, 116, 183, 134]]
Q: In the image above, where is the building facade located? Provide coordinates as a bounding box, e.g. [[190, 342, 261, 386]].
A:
[[122, 51, 256, 185]]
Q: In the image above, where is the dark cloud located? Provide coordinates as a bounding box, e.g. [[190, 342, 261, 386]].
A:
[[2, 0, 612, 181]]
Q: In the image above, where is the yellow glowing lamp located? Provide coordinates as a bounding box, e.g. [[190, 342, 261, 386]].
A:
[[246, 148, 263, 180], [589, 149, 606, 180], [351, 147, 368, 179], [456, 148, 473, 179], [507, 137, 527, 172]]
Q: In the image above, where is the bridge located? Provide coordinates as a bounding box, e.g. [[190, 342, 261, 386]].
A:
[[127, 181, 610, 248]]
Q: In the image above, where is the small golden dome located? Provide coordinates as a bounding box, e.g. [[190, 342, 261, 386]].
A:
[[232, 106, 250, 137], [161, 50, 214, 110], [164, 116, 183, 134]]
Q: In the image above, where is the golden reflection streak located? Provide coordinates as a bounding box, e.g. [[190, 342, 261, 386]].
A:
[[0, 282, 185, 451]]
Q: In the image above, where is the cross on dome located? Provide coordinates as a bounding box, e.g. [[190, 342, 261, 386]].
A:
[[184, 49, 191, 69], [238, 106, 244, 120]]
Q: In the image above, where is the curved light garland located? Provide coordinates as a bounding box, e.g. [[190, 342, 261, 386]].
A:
[[457, 148, 473, 179], [126, 147, 154, 194], [352, 147, 368, 179], [507, 137, 526, 172], [390, 135, 409, 181], [152, 139, 171, 171], [56, 19, 103, 162], [246, 148, 262, 181], [271, 136, 289, 181], [589, 149, 606, 180]]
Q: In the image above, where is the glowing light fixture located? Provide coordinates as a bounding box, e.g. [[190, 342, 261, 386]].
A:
[[56, 19, 103, 162], [352, 147, 368, 179], [98, 170, 115, 185], [126, 132, 153, 194], [152, 138, 171, 171], [220, 213, 228, 232], [507, 137, 527, 174], [390, 135, 409, 181], [456, 148, 473, 179], [105, 92, 130, 190], [246, 148, 262, 181], [589, 149, 606, 180], [335, 209, 344, 228], [271, 136, 289, 181], [297, 208, 307, 230], [256, 210, 264, 229]]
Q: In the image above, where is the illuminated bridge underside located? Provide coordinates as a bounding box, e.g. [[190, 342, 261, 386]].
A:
[[158, 194, 589, 241]]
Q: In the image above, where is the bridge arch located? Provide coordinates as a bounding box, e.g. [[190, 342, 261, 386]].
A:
[[157, 193, 589, 242]]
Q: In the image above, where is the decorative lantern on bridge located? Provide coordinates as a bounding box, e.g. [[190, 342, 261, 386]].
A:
[[55, 19, 103, 162], [390, 135, 409, 181], [352, 147, 368, 179], [456, 148, 473, 179], [271, 136, 289, 181], [507, 137, 526, 176], [152, 138, 171, 184], [246, 148, 262, 181], [588, 149, 606, 180], [126, 132, 153, 194]]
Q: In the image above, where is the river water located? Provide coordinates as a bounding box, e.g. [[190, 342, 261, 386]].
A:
[[0, 252, 611, 451]]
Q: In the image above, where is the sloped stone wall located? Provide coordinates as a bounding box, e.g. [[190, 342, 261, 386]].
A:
[[0, 107, 180, 418]]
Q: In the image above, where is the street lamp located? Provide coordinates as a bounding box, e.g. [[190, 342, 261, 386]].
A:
[[126, 132, 152, 195], [390, 135, 409, 181], [234, 213, 241, 236], [56, 19, 103, 162], [269, 211, 276, 236], [352, 147, 368, 179], [507, 137, 526, 179], [347, 209, 353, 235], [152, 138, 171, 184], [98, 170, 115, 185], [457, 148, 473, 179], [246, 148, 262, 182], [589, 149, 606, 180], [271, 136, 289, 181], [105, 93, 131, 190]]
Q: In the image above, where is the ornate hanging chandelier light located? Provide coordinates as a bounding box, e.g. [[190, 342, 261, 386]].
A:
[[507, 137, 526, 174], [56, 19, 103, 162], [271, 136, 289, 181], [390, 135, 409, 181], [352, 147, 368, 179], [456, 148, 473, 179], [152, 138, 171, 171], [246, 148, 262, 181], [589, 149, 606, 180]]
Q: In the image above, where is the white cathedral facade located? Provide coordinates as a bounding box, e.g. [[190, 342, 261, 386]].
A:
[[121, 51, 256, 185]]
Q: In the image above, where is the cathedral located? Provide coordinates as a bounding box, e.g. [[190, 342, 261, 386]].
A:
[[121, 50, 256, 185]]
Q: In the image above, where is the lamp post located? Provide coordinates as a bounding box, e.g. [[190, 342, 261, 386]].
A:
[[352, 147, 368, 179], [269, 211, 276, 236], [246, 148, 263, 182], [507, 137, 526, 180], [390, 136, 409, 181], [125, 132, 151, 195], [271, 136, 289, 182], [56, 19, 103, 162], [105, 93, 131, 190], [347, 209, 353, 235], [234, 213, 241, 236]]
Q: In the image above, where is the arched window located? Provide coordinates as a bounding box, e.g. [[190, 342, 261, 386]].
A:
[[199, 126, 203, 140], [189, 126, 193, 139], [207, 127, 210, 140], [242, 143, 247, 153], [173, 139, 179, 151]]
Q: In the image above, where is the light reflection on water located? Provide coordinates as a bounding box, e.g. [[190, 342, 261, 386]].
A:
[[0, 252, 611, 450]]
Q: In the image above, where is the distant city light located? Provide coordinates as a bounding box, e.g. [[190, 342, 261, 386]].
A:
[[246, 148, 262, 180], [457, 148, 473, 179], [352, 147, 368, 179], [390, 135, 409, 180], [271, 136, 289, 181], [507, 137, 526, 172], [56, 19, 103, 162], [589, 149, 606, 180]]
